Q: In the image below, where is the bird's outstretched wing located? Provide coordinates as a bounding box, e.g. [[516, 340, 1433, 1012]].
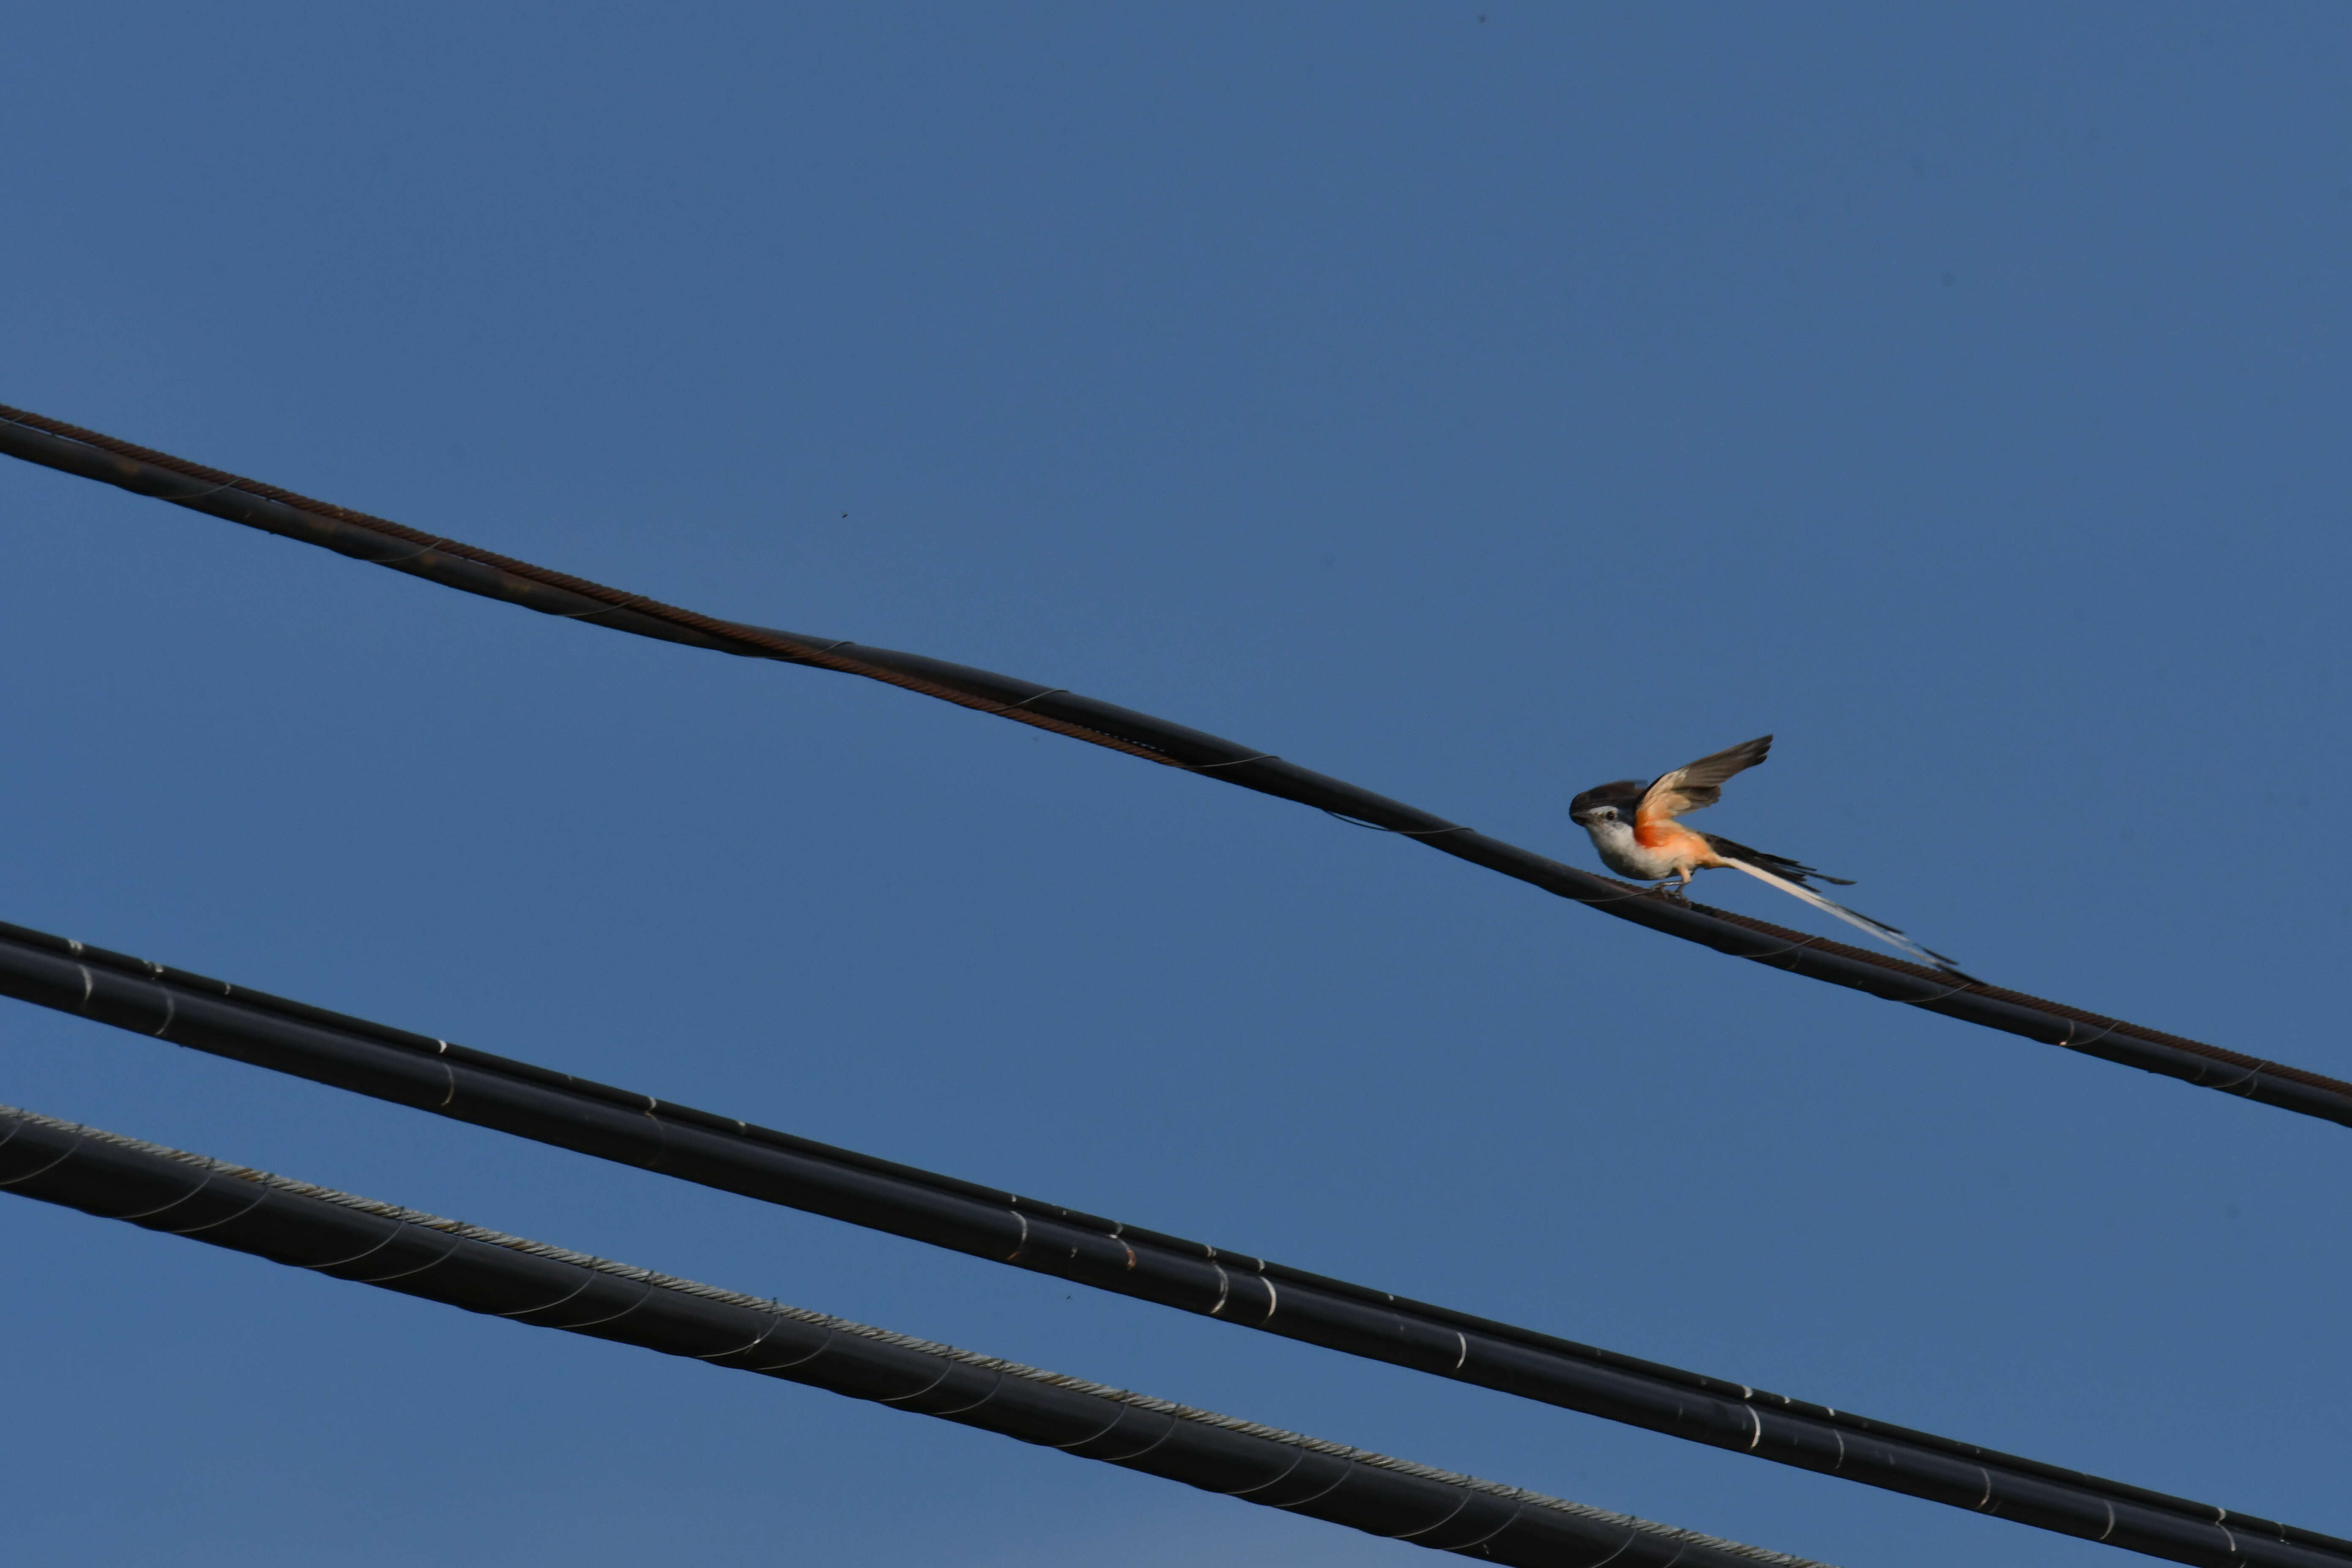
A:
[[1635, 735, 1772, 826]]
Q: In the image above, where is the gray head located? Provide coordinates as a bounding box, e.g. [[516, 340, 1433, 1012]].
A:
[[1569, 779, 1644, 829]]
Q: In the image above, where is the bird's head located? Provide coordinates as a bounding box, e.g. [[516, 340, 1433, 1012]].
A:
[[1569, 780, 1644, 830]]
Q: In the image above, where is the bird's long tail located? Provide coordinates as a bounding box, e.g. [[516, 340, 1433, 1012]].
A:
[[1716, 858, 1975, 980]]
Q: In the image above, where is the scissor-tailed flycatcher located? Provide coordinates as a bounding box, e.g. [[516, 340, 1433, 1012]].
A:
[[1569, 735, 1972, 977]]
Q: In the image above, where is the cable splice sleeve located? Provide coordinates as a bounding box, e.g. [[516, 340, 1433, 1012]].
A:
[[0, 404, 2340, 1129], [0, 1102, 1831, 1568], [0, 919, 2338, 1567]]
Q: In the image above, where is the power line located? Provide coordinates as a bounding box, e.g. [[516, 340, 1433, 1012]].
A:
[[4, 914, 2338, 1568], [0, 403, 2340, 1130], [0, 1102, 1829, 1568]]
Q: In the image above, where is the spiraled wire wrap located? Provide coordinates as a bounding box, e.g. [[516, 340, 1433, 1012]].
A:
[[1, 916, 2343, 1566], [0, 1102, 1832, 1568]]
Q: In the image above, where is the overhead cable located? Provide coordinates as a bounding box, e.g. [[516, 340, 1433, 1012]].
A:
[[0, 1102, 1829, 1568], [0, 403, 2336, 1128], [3, 916, 2338, 1568]]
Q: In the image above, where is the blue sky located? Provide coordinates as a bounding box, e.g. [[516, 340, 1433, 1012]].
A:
[[1, 5, 2347, 1564]]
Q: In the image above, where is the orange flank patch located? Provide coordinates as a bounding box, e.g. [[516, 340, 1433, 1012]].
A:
[[1633, 819, 1715, 862], [1633, 793, 1683, 829]]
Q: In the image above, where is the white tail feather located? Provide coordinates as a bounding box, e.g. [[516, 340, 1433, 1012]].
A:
[[1717, 858, 1967, 975]]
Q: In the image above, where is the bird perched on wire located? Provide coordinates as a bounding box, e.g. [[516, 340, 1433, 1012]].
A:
[[1568, 735, 1972, 978]]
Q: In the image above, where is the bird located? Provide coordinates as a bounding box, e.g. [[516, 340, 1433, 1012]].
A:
[[1568, 735, 1973, 978]]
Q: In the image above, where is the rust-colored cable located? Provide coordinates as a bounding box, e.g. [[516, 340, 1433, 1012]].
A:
[[0, 404, 1178, 762], [3, 402, 2345, 1128]]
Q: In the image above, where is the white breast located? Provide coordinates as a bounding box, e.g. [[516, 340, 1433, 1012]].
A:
[[1582, 818, 1695, 881]]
